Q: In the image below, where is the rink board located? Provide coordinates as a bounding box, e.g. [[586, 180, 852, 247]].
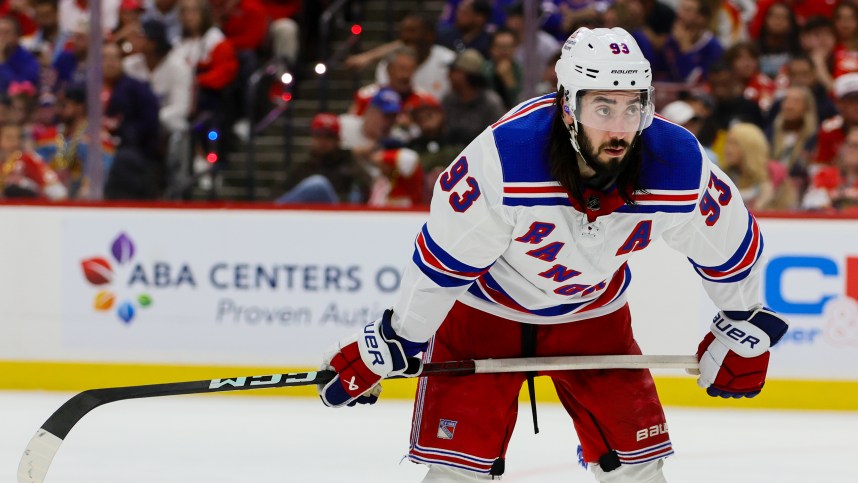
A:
[[0, 204, 856, 410]]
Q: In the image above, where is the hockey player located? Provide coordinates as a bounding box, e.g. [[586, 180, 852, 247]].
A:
[[318, 27, 789, 483]]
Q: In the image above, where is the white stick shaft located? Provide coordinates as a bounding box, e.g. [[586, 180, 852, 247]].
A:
[[473, 355, 699, 373]]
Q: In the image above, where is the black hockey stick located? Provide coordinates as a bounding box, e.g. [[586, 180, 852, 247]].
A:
[[17, 354, 697, 483]]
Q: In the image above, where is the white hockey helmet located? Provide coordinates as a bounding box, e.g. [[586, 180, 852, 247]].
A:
[[555, 27, 654, 133]]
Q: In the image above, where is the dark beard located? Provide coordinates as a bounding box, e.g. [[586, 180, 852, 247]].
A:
[[577, 133, 633, 188], [548, 89, 644, 207]]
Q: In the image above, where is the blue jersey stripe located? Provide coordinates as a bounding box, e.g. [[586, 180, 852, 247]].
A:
[[421, 224, 489, 274], [408, 455, 492, 473], [619, 451, 675, 465], [688, 214, 756, 272], [616, 441, 673, 457], [615, 204, 696, 214], [413, 444, 497, 464], [470, 273, 590, 317], [509, 92, 555, 114], [502, 197, 573, 207], [412, 250, 474, 288], [693, 237, 763, 283], [469, 265, 632, 316]]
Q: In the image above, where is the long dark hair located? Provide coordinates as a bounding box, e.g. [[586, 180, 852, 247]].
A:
[[758, 2, 801, 55], [180, 0, 214, 39], [548, 88, 644, 207]]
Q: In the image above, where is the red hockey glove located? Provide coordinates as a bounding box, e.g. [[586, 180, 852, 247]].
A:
[[696, 307, 789, 398], [319, 309, 426, 408]]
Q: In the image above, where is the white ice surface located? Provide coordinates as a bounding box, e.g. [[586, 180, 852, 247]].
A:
[[2, 390, 858, 482]]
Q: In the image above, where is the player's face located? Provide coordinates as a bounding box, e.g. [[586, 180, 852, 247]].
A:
[[567, 91, 642, 168]]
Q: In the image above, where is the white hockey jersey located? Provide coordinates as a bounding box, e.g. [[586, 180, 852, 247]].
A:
[[392, 93, 764, 343]]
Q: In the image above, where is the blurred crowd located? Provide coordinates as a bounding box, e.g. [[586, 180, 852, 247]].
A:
[[282, 0, 858, 213], [0, 0, 299, 200], [2, 0, 858, 213]]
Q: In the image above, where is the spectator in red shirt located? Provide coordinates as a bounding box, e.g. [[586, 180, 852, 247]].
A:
[[804, 124, 858, 211], [813, 72, 858, 166], [210, 0, 268, 141], [799, 15, 838, 93], [352, 47, 420, 114], [210, 0, 267, 52], [173, 0, 238, 170], [832, 1, 858, 78], [367, 146, 425, 207], [0, 0, 37, 37], [351, 46, 439, 144], [724, 41, 775, 113], [749, 0, 838, 39], [173, 0, 237, 97], [260, 0, 299, 21], [755, 1, 801, 78], [0, 121, 67, 200], [109, 0, 145, 48]]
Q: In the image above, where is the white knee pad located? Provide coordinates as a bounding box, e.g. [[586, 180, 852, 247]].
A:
[[591, 459, 667, 483], [422, 464, 497, 482]]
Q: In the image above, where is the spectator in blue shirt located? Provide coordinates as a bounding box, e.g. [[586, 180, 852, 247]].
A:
[[436, 0, 493, 57], [657, 0, 723, 84], [102, 42, 160, 161], [0, 16, 40, 96]]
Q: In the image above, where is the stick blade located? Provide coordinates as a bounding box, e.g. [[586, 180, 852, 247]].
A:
[[18, 429, 63, 483]]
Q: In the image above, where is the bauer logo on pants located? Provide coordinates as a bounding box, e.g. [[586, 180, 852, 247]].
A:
[[437, 419, 457, 440]]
